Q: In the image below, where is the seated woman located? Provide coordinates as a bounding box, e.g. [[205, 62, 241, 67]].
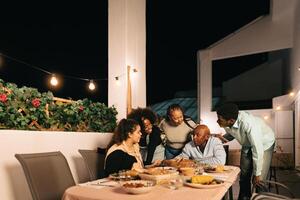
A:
[[127, 107, 165, 165], [159, 104, 198, 159], [176, 124, 226, 165], [104, 118, 160, 176]]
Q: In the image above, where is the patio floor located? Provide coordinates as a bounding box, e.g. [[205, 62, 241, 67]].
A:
[[230, 168, 300, 199]]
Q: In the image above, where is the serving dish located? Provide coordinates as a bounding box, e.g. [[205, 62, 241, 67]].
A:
[[184, 178, 225, 189], [120, 180, 155, 194]]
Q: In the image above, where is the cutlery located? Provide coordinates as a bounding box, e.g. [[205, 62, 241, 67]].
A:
[[90, 183, 116, 187]]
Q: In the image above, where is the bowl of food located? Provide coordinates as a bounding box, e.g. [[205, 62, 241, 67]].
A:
[[121, 180, 156, 194], [109, 170, 140, 181]]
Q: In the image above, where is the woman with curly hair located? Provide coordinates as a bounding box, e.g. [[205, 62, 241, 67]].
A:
[[127, 107, 165, 165], [105, 119, 144, 176]]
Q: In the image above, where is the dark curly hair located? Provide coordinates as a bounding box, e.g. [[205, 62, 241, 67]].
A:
[[107, 118, 139, 149], [127, 107, 158, 128]]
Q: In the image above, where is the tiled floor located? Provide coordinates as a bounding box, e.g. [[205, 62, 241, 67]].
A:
[[230, 168, 300, 199]]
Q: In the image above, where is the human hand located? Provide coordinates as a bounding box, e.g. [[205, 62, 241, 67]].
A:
[[175, 157, 183, 163], [213, 133, 229, 143], [152, 159, 162, 167], [252, 175, 263, 186]]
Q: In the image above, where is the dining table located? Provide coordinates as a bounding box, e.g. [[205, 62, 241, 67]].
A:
[[62, 165, 240, 200]]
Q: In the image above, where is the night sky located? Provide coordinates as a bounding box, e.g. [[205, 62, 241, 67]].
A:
[[0, 0, 270, 106]]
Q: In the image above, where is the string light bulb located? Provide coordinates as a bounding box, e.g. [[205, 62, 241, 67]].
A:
[[276, 106, 281, 110], [88, 80, 96, 91], [263, 115, 269, 120], [289, 92, 295, 97], [0, 52, 109, 93], [50, 74, 58, 86]]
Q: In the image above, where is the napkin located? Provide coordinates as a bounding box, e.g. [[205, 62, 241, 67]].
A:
[[78, 179, 119, 189]]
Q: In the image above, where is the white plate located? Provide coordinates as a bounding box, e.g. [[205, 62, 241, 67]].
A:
[[121, 180, 155, 194], [204, 166, 233, 173], [184, 179, 225, 189]]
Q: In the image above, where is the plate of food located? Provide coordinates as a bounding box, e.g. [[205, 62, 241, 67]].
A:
[[203, 165, 226, 173], [183, 175, 225, 189], [109, 170, 140, 181], [121, 180, 156, 194], [139, 167, 179, 181]]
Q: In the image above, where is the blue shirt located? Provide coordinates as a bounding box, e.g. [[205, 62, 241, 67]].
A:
[[177, 136, 226, 165], [223, 111, 275, 176]]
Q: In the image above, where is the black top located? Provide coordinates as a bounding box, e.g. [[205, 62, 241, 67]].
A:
[[139, 125, 163, 165], [104, 150, 137, 176]]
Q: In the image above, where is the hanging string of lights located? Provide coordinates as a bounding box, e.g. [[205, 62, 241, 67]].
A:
[[0, 52, 107, 91]]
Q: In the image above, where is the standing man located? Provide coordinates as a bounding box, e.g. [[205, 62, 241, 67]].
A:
[[216, 103, 275, 200]]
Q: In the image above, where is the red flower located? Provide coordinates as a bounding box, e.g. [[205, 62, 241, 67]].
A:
[[79, 106, 84, 112], [0, 93, 7, 103], [31, 98, 41, 108]]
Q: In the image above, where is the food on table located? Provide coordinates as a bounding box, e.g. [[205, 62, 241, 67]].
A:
[[191, 175, 214, 184], [123, 182, 145, 188], [109, 170, 140, 181], [190, 175, 223, 185], [125, 170, 140, 177], [139, 167, 179, 185], [179, 167, 196, 176], [215, 165, 224, 172], [144, 167, 176, 175], [162, 158, 196, 168], [121, 180, 155, 194], [202, 164, 224, 172]]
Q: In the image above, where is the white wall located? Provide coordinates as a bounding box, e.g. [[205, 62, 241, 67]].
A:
[[288, 0, 300, 167], [209, 0, 294, 60], [108, 0, 146, 120], [198, 0, 295, 121], [0, 130, 113, 200], [197, 0, 298, 150]]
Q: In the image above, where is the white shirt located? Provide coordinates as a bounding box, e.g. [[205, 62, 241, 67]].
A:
[[223, 111, 275, 176]]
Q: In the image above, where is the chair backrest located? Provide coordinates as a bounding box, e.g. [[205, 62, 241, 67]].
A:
[[251, 180, 296, 200], [78, 149, 106, 181], [223, 144, 229, 165], [15, 151, 75, 200]]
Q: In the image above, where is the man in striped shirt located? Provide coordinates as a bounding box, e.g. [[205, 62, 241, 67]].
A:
[[176, 124, 226, 165]]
